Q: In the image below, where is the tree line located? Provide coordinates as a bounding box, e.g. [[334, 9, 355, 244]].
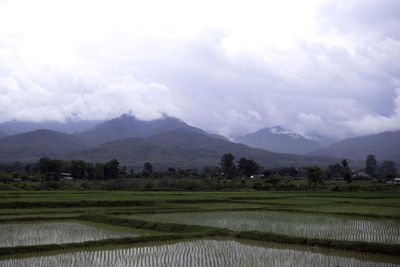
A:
[[326, 154, 397, 181], [0, 153, 397, 191]]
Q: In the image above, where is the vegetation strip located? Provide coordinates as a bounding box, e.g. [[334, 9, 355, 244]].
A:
[[2, 206, 398, 225], [236, 231, 400, 256], [109, 206, 400, 220], [77, 214, 231, 235], [0, 216, 77, 224], [2, 204, 398, 220], [0, 200, 155, 209], [249, 206, 400, 220]]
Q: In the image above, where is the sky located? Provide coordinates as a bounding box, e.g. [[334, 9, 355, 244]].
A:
[[0, 0, 399, 139]]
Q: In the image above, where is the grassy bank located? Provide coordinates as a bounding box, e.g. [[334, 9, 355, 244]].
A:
[[236, 231, 400, 256]]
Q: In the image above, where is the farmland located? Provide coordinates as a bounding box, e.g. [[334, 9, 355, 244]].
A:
[[0, 222, 139, 247], [1, 240, 398, 267], [0, 190, 399, 266], [131, 211, 400, 243]]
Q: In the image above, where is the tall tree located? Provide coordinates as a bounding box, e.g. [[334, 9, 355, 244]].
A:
[[104, 159, 119, 179], [220, 153, 236, 179], [328, 163, 343, 178], [94, 162, 105, 180], [38, 157, 63, 175], [303, 166, 325, 189], [69, 160, 88, 179], [143, 162, 153, 177], [341, 159, 352, 183], [380, 160, 397, 179], [365, 154, 377, 177], [238, 157, 260, 178]]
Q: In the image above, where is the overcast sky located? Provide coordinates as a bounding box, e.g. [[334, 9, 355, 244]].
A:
[[0, 0, 399, 139]]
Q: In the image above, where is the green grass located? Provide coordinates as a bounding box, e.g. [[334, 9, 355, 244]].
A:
[[0, 190, 391, 202], [236, 231, 400, 256], [1, 190, 399, 219], [1, 191, 399, 215]]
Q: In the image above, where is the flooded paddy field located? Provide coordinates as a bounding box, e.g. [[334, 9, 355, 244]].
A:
[[131, 210, 400, 244], [1, 239, 399, 267], [0, 191, 399, 266], [0, 222, 137, 247]]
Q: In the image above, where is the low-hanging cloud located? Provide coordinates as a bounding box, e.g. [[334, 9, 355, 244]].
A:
[[344, 82, 400, 136], [0, 0, 399, 139], [0, 71, 180, 122]]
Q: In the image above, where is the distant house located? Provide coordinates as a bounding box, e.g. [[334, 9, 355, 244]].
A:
[[387, 178, 400, 185], [352, 172, 372, 180], [59, 173, 74, 180], [12, 177, 22, 182], [250, 174, 264, 179]]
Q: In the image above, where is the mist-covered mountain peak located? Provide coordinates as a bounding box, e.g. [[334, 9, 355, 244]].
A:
[[268, 125, 293, 135], [77, 113, 211, 145], [236, 126, 323, 154], [305, 130, 339, 147]]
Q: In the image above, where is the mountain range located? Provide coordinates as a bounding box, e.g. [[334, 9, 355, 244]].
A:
[[66, 129, 335, 169], [0, 114, 398, 169], [77, 114, 227, 145], [0, 114, 335, 169], [235, 126, 323, 154], [0, 130, 90, 162], [0, 119, 100, 136], [308, 131, 400, 163]]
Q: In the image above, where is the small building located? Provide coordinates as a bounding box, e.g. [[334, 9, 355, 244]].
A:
[[352, 171, 372, 180], [12, 177, 22, 182], [59, 173, 74, 180], [250, 174, 264, 179], [387, 178, 400, 185]]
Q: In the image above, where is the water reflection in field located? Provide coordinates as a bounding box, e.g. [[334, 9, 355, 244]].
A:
[[1, 239, 398, 267]]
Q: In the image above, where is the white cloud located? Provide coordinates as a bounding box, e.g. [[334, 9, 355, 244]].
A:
[[0, 71, 179, 122], [0, 0, 399, 139], [344, 83, 400, 135], [298, 112, 322, 125]]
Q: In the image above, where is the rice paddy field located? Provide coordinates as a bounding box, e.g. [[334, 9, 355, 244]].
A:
[[1, 239, 398, 267], [0, 190, 399, 266], [131, 211, 400, 244], [0, 222, 138, 247]]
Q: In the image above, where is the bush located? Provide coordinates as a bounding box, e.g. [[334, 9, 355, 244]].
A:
[[276, 176, 296, 190], [39, 181, 62, 190], [0, 183, 20, 190]]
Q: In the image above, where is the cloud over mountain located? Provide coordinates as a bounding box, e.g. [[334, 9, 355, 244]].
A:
[[0, 0, 399, 139]]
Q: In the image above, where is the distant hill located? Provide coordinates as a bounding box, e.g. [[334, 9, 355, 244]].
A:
[[236, 126, 323, 154], [0, 119, 100, 136], [308, 131, 400, 163], [206, 133, 230, 142], [78, 114, 227, 145], [0, 130, 91, 162], [67, 129, 336, 170]]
